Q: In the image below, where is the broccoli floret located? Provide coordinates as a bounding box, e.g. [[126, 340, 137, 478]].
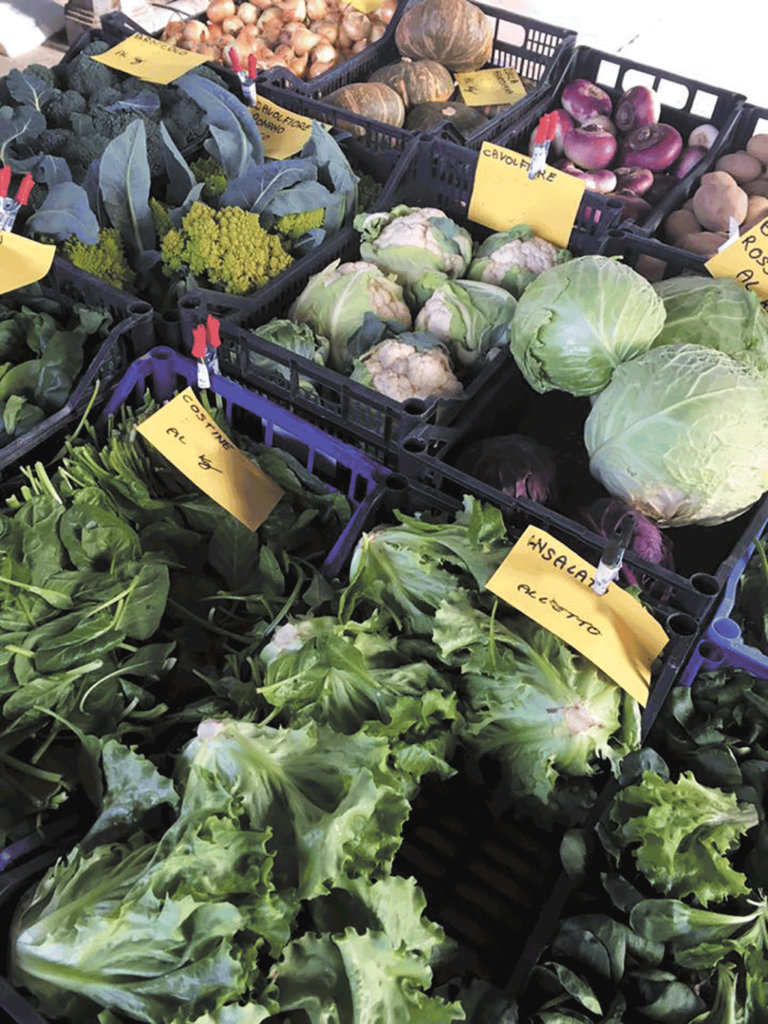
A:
[[274, 209, 325, 240], [189, 64, 225, 86], [61, 131, 111, 183], [150, 198, 173, 242], [27, 127, 71, 156], [61, 46, 120, 97], [191, 156, 227, 203], [161, 202, 293, 296], [97, 87, 124, 107], [62, 228, 135, 292], [23, 64, 56, 89], [45, 90, 87, 129], [86, 108, 164, 177], [164, 95, 208, 151]]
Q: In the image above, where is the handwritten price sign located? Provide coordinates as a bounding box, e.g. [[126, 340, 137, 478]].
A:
[[706, 216, 768, 309], [91, 34, 208, 85]]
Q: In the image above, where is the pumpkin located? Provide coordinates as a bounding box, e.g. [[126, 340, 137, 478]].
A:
[[395, 0, 493, 73], [325, 82, 406, 135], [368, 57, 454, 109], [405, 101, 488, 138]]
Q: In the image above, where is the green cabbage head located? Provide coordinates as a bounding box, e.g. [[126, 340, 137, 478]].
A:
[[509, 255, 667, 396], [585, 342, 768, 527]]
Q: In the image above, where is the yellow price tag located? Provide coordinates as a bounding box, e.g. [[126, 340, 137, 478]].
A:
[[251, 96, 317, 160], [486, 526, 670, 706], [137, 388, 284, 531], [705, 216, 768, 310], [0, 233, 55, 294], [468, 142, 585, 249], [91, 33, 208, 85], [346, 0, 384, 12], [456, 68, 527, 107]]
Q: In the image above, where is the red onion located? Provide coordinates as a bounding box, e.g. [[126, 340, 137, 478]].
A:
[[563, 124, 617, 171], [617, 123, 683, 171], [612, 166, 654, 195], [672, 145, 707, 178], [561, 78, 612, 124], [614, 85, 661, 134]]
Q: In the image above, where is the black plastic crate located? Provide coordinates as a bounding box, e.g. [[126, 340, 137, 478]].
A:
[[265, 2, 576, 151], [395, 334, 768, 630], [176, 131, 609, 469], [0, 258, 153, 482], [493, 44, 746, 240]]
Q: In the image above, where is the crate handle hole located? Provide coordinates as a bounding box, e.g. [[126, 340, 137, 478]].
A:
[[666, 612, 698, 638], [691, 572, 719, 596], [710, 617, 741, 644], [385, 473, 409, 493], [402, 398, 428, 415], [402, 437, 427, 454]]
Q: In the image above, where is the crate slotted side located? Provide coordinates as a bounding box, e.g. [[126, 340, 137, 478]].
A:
[[496, 44, 745, 240], [262, 1, 576, 152]]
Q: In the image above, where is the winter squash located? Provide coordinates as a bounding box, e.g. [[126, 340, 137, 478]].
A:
[[405, 100, 488, 138], [368, 58, 454, 108], [325, 82, 406, 134], [395, 0, 494, 73]]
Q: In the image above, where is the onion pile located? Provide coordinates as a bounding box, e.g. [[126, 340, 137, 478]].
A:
[[161, 0, 397, 81]]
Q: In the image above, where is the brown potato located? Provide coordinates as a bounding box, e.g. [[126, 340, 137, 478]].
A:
[[742, 194, 768, 230], [664, 208, 701, 242], [715, 150, 763, 184], [677, 231, 730, 257], [635, 254, 668, 283], [746, 133, 768, 165], [700, 170, 738, 189], [692, 181, 748, 232]]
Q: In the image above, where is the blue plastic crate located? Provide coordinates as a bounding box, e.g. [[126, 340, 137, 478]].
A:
[[101, 346, 391, 579]]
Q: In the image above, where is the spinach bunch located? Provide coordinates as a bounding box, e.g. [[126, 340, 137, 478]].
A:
[[0, 292, 112, 446]]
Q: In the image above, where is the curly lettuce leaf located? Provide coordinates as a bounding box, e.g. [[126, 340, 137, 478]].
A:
[[606, 770, 759, 905]]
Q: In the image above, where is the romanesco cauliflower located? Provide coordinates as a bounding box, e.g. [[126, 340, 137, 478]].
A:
[[161, 203, 293, 296], [191, 157, 227, 203], [274, 209, 324, 240], [62, 228, 136, 292]]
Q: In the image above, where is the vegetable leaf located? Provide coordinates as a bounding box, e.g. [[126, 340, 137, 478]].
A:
[[176, 73, 264, 178], [219, 159, 317, 214], [6, 69, 56, 112], [99, 119, 156, 254], [25, 182, 99, 244], [159, 122, 195, 208], [0, 105, 45, 163]]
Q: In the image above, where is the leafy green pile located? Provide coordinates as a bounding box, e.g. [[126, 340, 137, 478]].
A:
[[0, 289, 112, 445], [0, 392, 351, 850], [9, 722, 464, 1024]]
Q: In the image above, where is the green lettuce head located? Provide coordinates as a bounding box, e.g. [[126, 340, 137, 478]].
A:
[[509, 254, 667, 396], [413, 273, 517, 367], [467, 224, 572, 298], [585, 342, 768, 527], [289, 259, 412, 372], [651, 275, 768, 371], [354, 205, 473, 288]]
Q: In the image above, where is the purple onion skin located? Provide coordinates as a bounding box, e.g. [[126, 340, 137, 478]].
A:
[[643, 173, 678, 205], [453, 434, 557, 505], [614, 85, 661, 134], [612, 165, 654, 195], [614, 189, 652, 223], [618, 122, 684, 171], [579, 498, 675, 591], [561, 78, 613, 124], [672, 144, 707, 179], [563, 124, 617, 171]]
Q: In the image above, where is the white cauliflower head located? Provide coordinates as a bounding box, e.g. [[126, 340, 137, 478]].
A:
[[352, 337, 464, 403], [467, 225, 572, 298], [355, 205, 473, 287]]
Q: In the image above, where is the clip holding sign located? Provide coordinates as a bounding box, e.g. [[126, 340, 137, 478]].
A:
[[592, 516, 635, 596], [528, 111, 560, 180], [228, 47, 258, 106], [191, 315, 221, 389]]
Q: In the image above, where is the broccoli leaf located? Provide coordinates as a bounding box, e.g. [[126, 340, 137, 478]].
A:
[[25, 182, 99, 243], [101, 90, 160, 115], [7, 152, 71, 187], [176, 73, 263, 179], [265, 181, 335, 219], [219, 159, 317, 214], [301, 121, 358, 233], [158, 122, 195, 208], [99, 119, 156, 254], [0, 105, 45, 163], [5, 69, 56, 112]]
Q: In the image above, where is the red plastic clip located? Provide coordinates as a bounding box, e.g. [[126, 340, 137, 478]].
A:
[[0, 166, 11, 200], [228, 46, 242, 73], [247, 53, 258, 82], [15, 173, 34, 206], [206, 314, 221, 349], [191, 323, 207, 360], [528, 111, 560, 179]]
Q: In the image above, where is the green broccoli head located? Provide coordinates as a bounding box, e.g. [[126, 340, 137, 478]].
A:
[[61, 44, 121, 97], [274, 209, 325, 241], [164, 95, 209, 151], [89, 109, 165, 177], [61, 130, 111, 184], [45, 90, 87, 129], [62, 228, 136, 292], [23, 63, 57, 89], [161, 203, 294, 296], [28, 127, 72, 157]]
